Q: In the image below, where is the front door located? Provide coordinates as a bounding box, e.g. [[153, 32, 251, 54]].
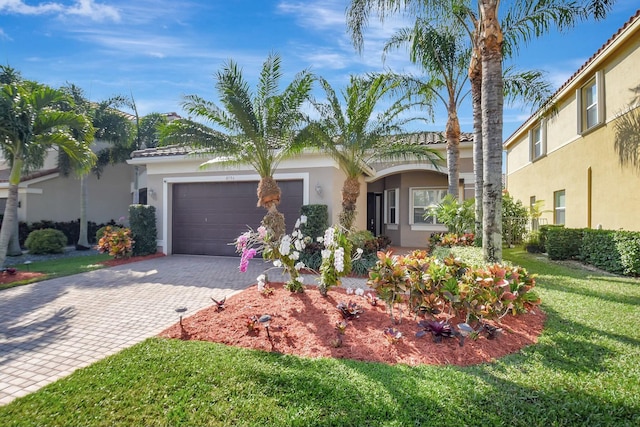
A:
[[366, 192, 383, 236]]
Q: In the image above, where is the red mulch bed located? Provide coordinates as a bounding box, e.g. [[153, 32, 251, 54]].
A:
[[0, 271, 45, 284], [159, 282, 546, 366], [99, 252, 165, 267]]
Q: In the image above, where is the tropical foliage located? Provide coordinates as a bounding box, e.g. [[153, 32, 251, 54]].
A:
[[0, 66, 95, 267], [161, 53, 314, 239], [309, 74, 442, 230]]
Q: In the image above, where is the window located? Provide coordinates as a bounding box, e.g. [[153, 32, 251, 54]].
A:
[[410, 188, 447, 225], [554, 190, 565, 225], [384, 188, 398, 226], [577, 71, 604, 133], [530, 122, 545, 160]]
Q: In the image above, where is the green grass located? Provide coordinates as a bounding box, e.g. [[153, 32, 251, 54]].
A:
[[0, 248, 639, 426], [1, 254, 111, 290]]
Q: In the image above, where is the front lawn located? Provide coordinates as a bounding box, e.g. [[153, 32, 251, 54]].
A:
[[0, 248, 638, 426], [0, 254, 111, 290]]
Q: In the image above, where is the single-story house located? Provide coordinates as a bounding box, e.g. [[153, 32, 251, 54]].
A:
[[128, 132, 475, 256], [504, 9, 640, 232]]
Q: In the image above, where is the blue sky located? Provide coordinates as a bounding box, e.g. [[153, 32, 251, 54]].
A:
[[0, 0, 638, 139]]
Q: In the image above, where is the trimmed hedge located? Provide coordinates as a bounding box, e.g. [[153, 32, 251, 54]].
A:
[[546, 227, 583, 260], [544, 226, 640, 276], [614, 231, 640, 276], [539, 224, 564, 253], [129, 204, 158, 256], [14, 219, 120, 248], [581, 229, 624, 274]]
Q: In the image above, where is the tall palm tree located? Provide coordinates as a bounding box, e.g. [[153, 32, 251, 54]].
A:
[[309, 73, 442, 230], [58, 86, 135, 248], [0, 67, 95, 267], [384, 20, 471, 198], [347, 0, 614, 262], [161, 53, 314, 238]]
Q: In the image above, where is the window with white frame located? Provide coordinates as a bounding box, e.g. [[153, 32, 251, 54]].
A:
[[384, 188, 398, 225], [577, 71, 604, 133], [530, 122, 545, 160], [410, 188, 447, 225], [554, 190, 565, 225]]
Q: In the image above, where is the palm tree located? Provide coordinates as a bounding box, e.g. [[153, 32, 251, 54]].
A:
[[347, 0, 614, 262], [58, 85, 135, 248], [0, 66, 95, 267], [384, 19, 471, 198], [309, 73, 442, 230], [161, 53, 314, 238]]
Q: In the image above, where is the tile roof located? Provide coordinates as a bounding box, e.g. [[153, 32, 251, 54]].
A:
[[131, 145, 194, 158], [130, 131, 473, 159], [0, 168, 59, 183]]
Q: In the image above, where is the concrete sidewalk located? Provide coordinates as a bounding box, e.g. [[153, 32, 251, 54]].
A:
[[0, 255, 366, 406]]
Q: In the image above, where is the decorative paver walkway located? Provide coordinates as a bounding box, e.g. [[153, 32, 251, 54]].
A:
[[0, 255, 366, 406]]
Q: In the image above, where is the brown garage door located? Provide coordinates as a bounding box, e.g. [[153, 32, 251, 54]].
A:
[[172, 180, 304, 256]]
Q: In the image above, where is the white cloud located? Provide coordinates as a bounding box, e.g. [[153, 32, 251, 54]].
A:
[[277, 0, 345, 30], [0, 27, 11, 40], [0, 0, 120, 22]]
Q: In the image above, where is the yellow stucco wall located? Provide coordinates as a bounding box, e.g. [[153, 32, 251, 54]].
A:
[[506, 23, 640, 231]]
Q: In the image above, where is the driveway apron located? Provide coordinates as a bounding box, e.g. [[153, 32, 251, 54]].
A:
[[0, 255, 292, 406]]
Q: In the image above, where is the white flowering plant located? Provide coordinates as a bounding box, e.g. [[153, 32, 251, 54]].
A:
[[232, 216, 308, 293], [318, 225, 363, 296]]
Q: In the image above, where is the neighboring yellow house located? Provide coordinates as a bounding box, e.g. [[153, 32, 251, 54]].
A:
[[504, 9, 640, 232]]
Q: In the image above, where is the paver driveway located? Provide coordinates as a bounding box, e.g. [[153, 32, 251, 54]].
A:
[[0, 255, 289, 406]]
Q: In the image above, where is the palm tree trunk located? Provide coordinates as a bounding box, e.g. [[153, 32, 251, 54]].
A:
[[0, 158, 23, 267], [339, 176, 360, 231], [7, 212, 22, 256], [258, 177, 285, 239], [480, 0, 503, 263], [445, 103, 461, 198], [470, 49, 483, 241], [77, 174, 90, 249]]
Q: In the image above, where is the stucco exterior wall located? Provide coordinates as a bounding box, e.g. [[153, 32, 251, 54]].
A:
[[506, 21, 640, 232], [21, 163, 132, 224]]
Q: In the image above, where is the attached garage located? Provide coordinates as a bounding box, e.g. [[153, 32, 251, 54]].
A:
[[171, 179, 304, 256]]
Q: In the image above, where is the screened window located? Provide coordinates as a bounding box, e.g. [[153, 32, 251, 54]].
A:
[[410, 188, 447, 225], [554, 190, 566, 225]]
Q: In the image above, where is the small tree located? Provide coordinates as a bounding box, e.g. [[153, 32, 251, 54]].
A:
[[429, 195, 475, 235]]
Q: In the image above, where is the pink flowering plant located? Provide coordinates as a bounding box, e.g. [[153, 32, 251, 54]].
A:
[[318, 225, 363, 296], [233, 216, 308, 293]]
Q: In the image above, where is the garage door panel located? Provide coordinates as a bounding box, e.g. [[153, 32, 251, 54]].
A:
[[172, 180, 303, 256]]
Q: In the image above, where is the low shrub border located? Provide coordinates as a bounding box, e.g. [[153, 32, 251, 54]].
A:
[[544, 226, 640, 276]]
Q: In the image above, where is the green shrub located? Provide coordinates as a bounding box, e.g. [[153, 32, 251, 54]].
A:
[[299, 205, 328, 240], [524, 231, 544, 253], [129, 204, 158, 256], [581, 229, 624, 274], [538, 225, 563, 253], [24, 228, 67, 254], [429, 195, 475, 234], [502, 192, 529, 246], [299, 242, 323, 271], [614, 231, 640, 276], [546, 227, 583, 260]]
